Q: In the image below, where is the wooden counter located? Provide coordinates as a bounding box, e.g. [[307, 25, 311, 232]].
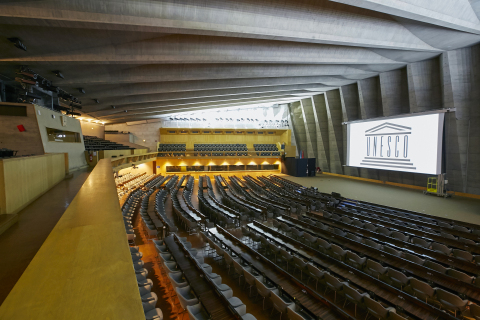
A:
[[0, 159, 145, 320]]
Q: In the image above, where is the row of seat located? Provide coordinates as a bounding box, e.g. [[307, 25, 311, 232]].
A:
[[294, 215, 479, 284], [201, 231, 312, 320], [131, 247, 164, 320], [323, 209, 479, 263], [193, 152, 249, 157], [214, 175, 265, 221], [83, 135, 131, 151], [171, 176, 200, 234], [154, 189, 178, 233], [198, 176, 242, 228], [339, 205, 480, 250], [253, 144, 278, 151], [158, 144, 186, 151], [272, 218, 477, 318], [243, 224, 414, 320], [353, 202, 480, 237], [117, 174, 157, 198], [270, 174, 480, 242], [158, 236, 257, 320], [194, 144, 248, 151]]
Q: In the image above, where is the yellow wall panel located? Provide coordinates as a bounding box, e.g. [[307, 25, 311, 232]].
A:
[[0, 153, 66, 215]]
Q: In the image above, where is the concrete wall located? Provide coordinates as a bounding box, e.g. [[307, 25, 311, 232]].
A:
[[35, 105, 87, 171], [0, 103, 44, 156], [80, 121, 105, 139], [105, 121, 160, 152], [105, 133, 133, 144], [289, 43, 480, 195]]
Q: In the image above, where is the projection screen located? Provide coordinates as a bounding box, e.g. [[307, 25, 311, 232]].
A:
[[346, 112, 445, 175]]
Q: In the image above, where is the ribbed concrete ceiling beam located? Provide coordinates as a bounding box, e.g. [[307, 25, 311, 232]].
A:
[[83, 84, 331, 109], [48, 64, 380, 86], [0, 0, 440, 51], [98, 96, 305, 122], [329, 0, 480, 34], [89, 91, 311, 117], [0, 35, 402, 65], [71, 77, 355, 99]]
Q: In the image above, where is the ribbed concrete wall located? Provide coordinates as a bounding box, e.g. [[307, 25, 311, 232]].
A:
[[295, 44, 480, 194], [300, 98, 318, 163]]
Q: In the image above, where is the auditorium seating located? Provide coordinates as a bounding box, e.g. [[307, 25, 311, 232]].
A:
[[161, 234, 256, 320], [194, 143, 247, 151], [157, 143, 186, 157], [112, 172, 480, 320], [83, 135, 132, 151], [253, 144, 280, 156]]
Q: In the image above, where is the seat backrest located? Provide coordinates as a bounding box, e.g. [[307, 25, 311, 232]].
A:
[[431, 242, 452, 255], [366, 259, 387, 275], [470, 304, 480, 320], [412, 237, 431, 248], [346, 233, 362, 242], [387, 268, 410, 285], [176, 286, 198, 309], [383, 245, 403, 257], [325, 273, 343, 290], [254, 278, 271, 297], [377, 227, 392, 236], [438, 221, 453, 229], [404, 252, 425, 265], [364, 238, 382, 250], [270, 291, 291, 312], [446, 269, 474, 283], [187, 303, 205, 320], [453, 225, 470, 233], [317, 238, 331, 250], [424, 260, 449, 274], [307, 264, 324, 278], [391, 231, 409, 242], [343, 284, 367, 303], [331, 244, 347, 258], [440, 232, 457, 240], [364, 297, 390, 319], [453, 249, 473, 262], [281, 248, 292, 260], [286, 305, 306, 320], [352, 220, 365, 228], [293, 256, 306, 268], [410, 278, 434, 298], [436, 288, 468, 311], [346, 251, 365, 265], [244, 270, 258, 285]]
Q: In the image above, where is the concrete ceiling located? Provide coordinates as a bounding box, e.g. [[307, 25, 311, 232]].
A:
[[0, 0, 479, 123]]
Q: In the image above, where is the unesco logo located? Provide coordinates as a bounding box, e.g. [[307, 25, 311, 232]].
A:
[[361, 122, 415, 170]]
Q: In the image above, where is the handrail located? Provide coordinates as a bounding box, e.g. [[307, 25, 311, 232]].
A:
[[0, 159, 144, 319]]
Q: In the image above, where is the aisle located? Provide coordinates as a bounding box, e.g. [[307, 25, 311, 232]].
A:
[[0, 167, 90, 305]]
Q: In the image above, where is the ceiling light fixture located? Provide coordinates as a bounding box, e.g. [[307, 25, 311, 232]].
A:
[[52, 70, 64, 79], [8, 38, 27, 51]]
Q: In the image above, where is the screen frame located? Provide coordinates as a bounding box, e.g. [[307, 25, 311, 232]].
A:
[[344, 109, 452, 175]]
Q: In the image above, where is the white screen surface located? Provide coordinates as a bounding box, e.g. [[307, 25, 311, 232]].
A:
[[346, 113, 444, 175]]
